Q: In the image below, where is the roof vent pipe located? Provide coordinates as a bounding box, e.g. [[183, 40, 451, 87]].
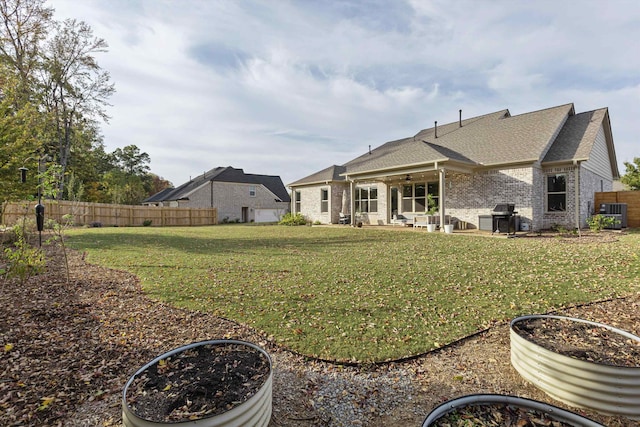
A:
[[369, 145, 371, 155], [434, 121, 438, 138], [459, 109, 462, 127]]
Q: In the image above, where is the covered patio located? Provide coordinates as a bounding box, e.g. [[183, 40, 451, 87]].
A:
[[343, 161, 473, 229]]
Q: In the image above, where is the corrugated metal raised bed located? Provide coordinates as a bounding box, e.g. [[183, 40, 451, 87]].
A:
[[510, 314, 640, 420], [422, 394, 603, 426], [122, 339, 272, 427]]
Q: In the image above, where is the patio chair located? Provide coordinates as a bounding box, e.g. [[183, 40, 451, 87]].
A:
[[338, 212, 351, 224]]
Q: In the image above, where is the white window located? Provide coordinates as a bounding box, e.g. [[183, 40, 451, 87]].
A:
[[249, 186, 256, 197], [320, 188, 329, 213], [355, 186, 377, 213], [294, 190, 301, 213]]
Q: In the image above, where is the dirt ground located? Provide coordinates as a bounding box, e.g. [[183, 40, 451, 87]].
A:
[[1, 241, 639, 426]]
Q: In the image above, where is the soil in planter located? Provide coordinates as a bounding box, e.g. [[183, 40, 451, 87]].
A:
[[513, 317, 640, 367], [125, 342, 270, 423], [431, 403, 574, 426]]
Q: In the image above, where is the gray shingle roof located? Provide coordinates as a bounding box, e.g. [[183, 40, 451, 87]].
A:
[[145, 167, 290, 203], [543, 108, 607, 163], [291, 103, 615, 186], [142, 187, 175, 203], [288, 165, 347, 186]]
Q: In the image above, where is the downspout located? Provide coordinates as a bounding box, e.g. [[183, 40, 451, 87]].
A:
[[439, 168, 446, 230], [574, 160, 581, 237]]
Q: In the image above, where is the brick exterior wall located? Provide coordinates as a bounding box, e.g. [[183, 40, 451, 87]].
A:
[[296, 182, 388, 225], [295, 183, 349, 224], [179, 181, 289, 223], [445, 167, 535, 230]]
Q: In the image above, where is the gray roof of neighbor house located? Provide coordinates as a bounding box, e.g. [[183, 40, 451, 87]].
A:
[[144, 167, 291, 203], [143, 187, 175, 204], [289, 103, 619, 186]]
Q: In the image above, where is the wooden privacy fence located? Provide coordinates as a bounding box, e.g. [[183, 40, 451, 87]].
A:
[[594, 191, 640, 228], [2, 200, 218, 227]]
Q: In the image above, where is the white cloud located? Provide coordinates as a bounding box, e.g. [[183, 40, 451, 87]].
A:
[[46, 0, 640, 187]]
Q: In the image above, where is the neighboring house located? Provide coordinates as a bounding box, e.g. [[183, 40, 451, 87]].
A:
[[288, 103, 620, 231], [144, 166, 291, 223]]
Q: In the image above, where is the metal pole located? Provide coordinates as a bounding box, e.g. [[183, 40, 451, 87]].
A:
[[35, 155, 45, 247]]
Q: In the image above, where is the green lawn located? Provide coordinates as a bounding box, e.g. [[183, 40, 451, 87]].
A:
[[66, 226, 640, 363]]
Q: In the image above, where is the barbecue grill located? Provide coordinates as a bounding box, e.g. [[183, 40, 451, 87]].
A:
[[491, 203, 517, 235]]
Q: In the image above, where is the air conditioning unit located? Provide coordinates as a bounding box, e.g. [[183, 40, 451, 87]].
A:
[[598, 203, 627, 229]]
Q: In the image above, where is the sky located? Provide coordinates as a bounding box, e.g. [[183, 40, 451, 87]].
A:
[[47, 0, 639, 188]]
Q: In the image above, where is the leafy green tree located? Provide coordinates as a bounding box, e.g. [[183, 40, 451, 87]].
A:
[[144, 173, 173, 197], [111, 145, 150, 176], [0, 0, 53, 107], [101, 145, 152, 205], [0, 72, 44, 202], [1, 1, 165, 206], [621, 157, 640, 190], [40, 18, 115, 196], [64, 122, 112, 201], [1, 0, 113, 203], [0, 0, 51, 203]]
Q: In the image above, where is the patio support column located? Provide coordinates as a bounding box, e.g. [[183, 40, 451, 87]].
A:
[[439, 168, 446, 230], [386, 184, 391, 224], [350, 179, 356, 226]]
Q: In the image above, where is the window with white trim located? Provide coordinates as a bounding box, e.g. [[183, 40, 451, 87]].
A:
[[294, 190, 301, 213], [355, 186, 377, 213], [402, 182, 438, 212], [249, 185, 256, 197], [547, 174, 566, 212], [320, 188, 329, 213]]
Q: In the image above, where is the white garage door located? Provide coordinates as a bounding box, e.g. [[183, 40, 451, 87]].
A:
[[254, 209, 282, 223]]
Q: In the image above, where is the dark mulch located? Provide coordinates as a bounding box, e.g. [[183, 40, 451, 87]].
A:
[[513, 317, 640, 367], [125, 342, 270, 422], [0, 245, 264, 426]]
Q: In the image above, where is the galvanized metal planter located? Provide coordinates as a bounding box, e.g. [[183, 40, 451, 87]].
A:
[[422, 394, 603, 426], [122, 339, 272, 427], [511, 315, 640, 420]]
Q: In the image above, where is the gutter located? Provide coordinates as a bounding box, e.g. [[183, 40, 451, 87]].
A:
[[478, 158, 540, 168], [288, 178, 342, 188], [541, 158, 589, 167]]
